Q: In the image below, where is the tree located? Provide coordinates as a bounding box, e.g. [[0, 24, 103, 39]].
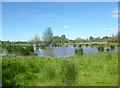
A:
[[75, 38, 84, 43], [89, 36, 94, 42], [52, 36, 61, 44], [60, 34, 67, 44], [29, 34, 40, 44], [43, 27, 53, 45]]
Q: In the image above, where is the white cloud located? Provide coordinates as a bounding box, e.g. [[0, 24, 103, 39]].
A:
[[108, 27, 117, 31], [106, 27, 118, 36], [64, 25, 69, 29], [113, 9, 118, 14], [112, 9, 120, 18]]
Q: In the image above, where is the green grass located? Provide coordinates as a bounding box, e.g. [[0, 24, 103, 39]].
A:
[[2, 52, 118, 86]]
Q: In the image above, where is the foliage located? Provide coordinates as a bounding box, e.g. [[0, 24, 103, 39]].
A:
[[75, 48, 83, 56], [60, 34, 67, 44], [73, 44, 76, 47], [2, 52, 118, 86], [106, 48, 110, 52], [110, 45, 115, 50], [61, 60, 78, 86], [78, 44, 82, 47], [29, 34, 40, 44], [98, 45, 104, 52], [43, 27, 53, 45]]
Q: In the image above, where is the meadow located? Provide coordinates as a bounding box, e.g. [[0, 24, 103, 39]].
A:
[[2, 51, 118, 86]]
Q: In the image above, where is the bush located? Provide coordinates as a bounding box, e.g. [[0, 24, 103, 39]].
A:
[[110, 45, 115, 50], [106, 48, 110, 52], [75, 48, 83, 56], [57, 44, 59, 47], [78, 44, 81, 47], [36, 44, 40, 50], [98, 45, 104, 52], [60, 44, 62, 47], [85, 44, 88, 46], [29, 45, 34, 52], [73, 44, 76, 47], [54, 44, 57, 47], [40, 45, 46, 49], [52, 44, 54, 47]]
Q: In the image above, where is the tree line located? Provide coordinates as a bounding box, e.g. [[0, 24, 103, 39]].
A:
[[28, 27, 119, 45], [1, 27, 120, 45]]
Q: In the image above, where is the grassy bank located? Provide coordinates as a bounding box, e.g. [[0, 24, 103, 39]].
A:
[[2, 52, 118, 86]]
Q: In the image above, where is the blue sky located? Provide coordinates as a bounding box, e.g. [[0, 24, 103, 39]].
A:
[[2, 2, 118, 41]]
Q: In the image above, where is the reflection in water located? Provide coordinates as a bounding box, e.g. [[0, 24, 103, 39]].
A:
[[37, 46, 117, 57]]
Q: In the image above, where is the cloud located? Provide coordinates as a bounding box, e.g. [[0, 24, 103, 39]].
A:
[[108, 27, 118, 31], [64, 25, 69, 29], [106, 27, 118, 35], [112, 9, 119, 18]]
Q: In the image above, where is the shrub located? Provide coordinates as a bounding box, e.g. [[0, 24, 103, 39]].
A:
[[78, 44, 81, 47], [98, 45, 104, 52], [60, 44, 62, 47], [106, 48, 110, 52], [73, 44, 76, 47], [54, 44, 57, 47], [57, 44, 59, 47], [75, 48, 83, 56], [110, 45, 115, 50], [36, 44, 39, 50], [29, 45, 34, 52], [52, 44, 54, 47], [85, 44, 88, 46], [40, 45, 46, 49]]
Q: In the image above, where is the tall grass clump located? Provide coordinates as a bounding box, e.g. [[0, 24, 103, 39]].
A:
[[75, 48, 83, 56], [44, 65, 56, 81], [106, 48, 110, 52], [60, 44, 62, 47], [60, 60, 78, 86], [73, 44, 76, 47], [78, 44, 82, 47], [110, 45, 115, 50], [40, 45, 46, 49], [85, 44, 88, 46], [98, 45, 104, 52]]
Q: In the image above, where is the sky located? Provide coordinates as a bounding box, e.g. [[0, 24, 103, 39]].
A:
[[2, 2, 118, 41]]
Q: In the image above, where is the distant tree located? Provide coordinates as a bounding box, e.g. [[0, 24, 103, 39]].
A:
[[89, 36, 94, 42], [52, 36, 61, 44], [29, 34, 40, 44], [75, 38, 84, 43], [102, 36, 109, 42], [43, 27, 53, 45], [60, 34, 67, 44]]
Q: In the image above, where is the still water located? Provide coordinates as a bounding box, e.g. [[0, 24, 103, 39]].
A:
[[37, 46, 117, 57]]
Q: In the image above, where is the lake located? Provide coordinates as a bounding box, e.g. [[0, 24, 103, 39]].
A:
[[37, 46, 118, 57]]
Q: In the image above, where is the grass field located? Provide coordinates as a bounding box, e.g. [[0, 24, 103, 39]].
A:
[[2, 52, 118, 86]]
